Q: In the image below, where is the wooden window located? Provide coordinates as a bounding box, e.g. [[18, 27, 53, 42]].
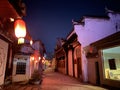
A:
[[16, 62, 26, 74], [108, 59, 116, 70]]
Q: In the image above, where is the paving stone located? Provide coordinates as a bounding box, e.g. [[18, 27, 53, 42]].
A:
[[4, 68, 108, 90]]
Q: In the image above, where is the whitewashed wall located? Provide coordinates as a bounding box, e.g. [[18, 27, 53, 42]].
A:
[[32, 41, 40, 51], [75, 13, 120, 47], [32, 41, 45, 57], [12, 55, 30, 82], [74, 13, 120, 82], [75, 19, 115, 47]]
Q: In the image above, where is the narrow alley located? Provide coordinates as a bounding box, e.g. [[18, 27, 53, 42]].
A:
[[2, 68, 108, 90]]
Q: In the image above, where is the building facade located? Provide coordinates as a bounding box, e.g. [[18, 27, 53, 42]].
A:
[[0, 0, 26, 85], [74, 10, 120, 82], [12, 40, 46, 82], [55, 38, 66, 74], [55, 32, 83, 80], [55, 10, 120, 88], [87, 31, 120, 88]]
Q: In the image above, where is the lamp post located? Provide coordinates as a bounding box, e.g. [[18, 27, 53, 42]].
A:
[[14, 19, 26, 44]]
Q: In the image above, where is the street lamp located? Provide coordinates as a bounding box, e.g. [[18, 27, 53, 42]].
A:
[[30, 39, 33, 45], [14, 19, 26, 44], [39, 57, 41, 61]]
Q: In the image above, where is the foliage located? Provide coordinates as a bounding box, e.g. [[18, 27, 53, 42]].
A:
[[31, 69, 42, 81]]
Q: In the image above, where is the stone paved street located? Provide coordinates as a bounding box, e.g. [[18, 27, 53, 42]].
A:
[[40, 71, 107, 90], [2, 68, 108, 90]]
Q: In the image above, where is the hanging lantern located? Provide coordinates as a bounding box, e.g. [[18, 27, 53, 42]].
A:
[[14, 19, 26, 44]]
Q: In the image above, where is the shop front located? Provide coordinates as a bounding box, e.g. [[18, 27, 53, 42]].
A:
[[90, 31, 120, 88]]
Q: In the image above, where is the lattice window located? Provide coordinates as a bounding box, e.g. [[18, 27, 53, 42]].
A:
[[16, 62, 26, 74]]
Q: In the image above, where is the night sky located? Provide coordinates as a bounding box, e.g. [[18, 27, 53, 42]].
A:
[[23, 0, 120, 54]]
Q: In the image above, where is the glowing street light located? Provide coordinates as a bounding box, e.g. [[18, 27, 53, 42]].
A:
[[39, 57, 41, 61], [30, 40, 33, 45]]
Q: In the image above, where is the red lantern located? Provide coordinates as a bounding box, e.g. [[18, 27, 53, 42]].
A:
[[89, 46, 93, 53], [14, 19, 26, 44]]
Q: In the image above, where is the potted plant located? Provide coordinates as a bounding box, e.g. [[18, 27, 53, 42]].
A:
[[29, 69, 42, 85]]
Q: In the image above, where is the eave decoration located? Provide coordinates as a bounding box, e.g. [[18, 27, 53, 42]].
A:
[[86, 46, 98, 58]]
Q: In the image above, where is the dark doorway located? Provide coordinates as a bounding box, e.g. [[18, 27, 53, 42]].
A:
[[95, 62, 100, 85], [77, 58, 82, 80]]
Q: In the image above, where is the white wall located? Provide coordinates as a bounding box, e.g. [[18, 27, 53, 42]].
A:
[[12, 55, 30, 82], [75, 18, 116, 47], [88, 58, 97, 84], [32, 41, 45, 57], [75, 13, 120, 47], [81, 47, 88, 82], [74, 13, 120, 82]]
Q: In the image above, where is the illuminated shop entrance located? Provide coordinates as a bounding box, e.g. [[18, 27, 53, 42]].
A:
[[102, 46, 120, 81]]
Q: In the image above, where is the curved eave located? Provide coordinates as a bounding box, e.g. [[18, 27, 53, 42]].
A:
[[0, 0, 19, 18]]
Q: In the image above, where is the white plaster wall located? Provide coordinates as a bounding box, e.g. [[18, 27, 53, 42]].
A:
[[75, 12, 120, 47], [81, 47, 88, 82], [12, 55, 30, 82], [30, 56, 34, 78], [74, 14, 120, 82], [75, 19, 116, 47], [108, 13, 120, 23], [32, 41, 44, 57], [32, 41, 40, 51], [88, 60, 96, 84]]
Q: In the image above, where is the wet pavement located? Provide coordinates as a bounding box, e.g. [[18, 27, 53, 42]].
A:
[[1, 68, 108, 90]]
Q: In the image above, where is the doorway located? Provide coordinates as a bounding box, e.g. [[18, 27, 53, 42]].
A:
[[77, 57, 82, 81], [95, 62, 100, 85]]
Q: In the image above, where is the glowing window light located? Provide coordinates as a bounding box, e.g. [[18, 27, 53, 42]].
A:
[[18, 38, 24, 44], [10, 18, 14, 22], [42, 60, 45, 63], [31, 56, 34, 61], [43, 57, 45, 60], [39, 57, 41, 60]]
